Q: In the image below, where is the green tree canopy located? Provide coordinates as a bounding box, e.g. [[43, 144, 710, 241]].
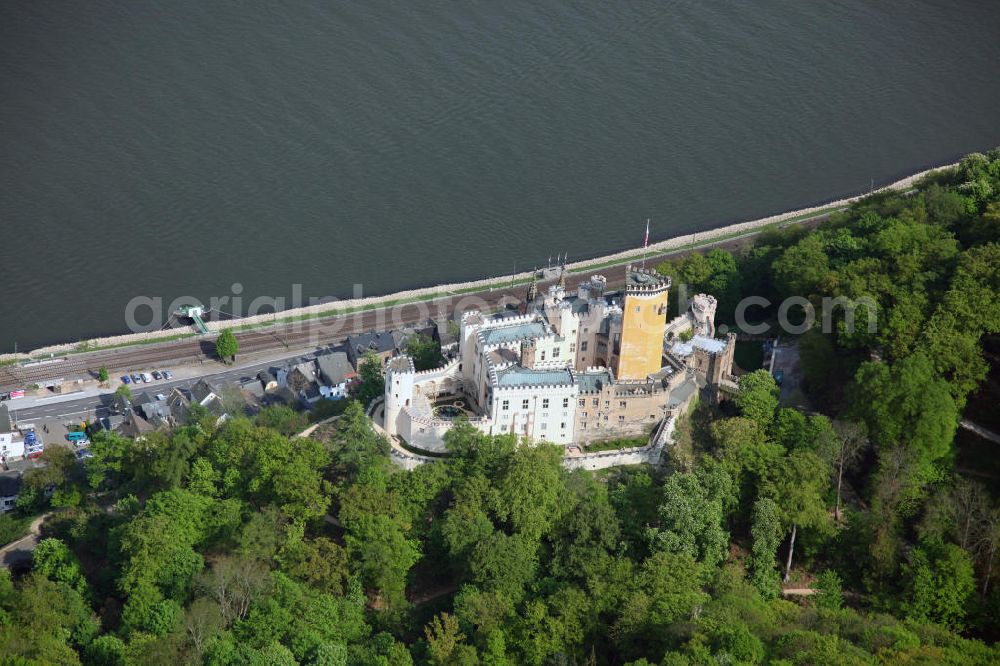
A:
[[215, 328, 239, 363]]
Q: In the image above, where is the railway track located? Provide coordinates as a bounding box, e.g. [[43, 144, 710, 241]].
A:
[[1, 221, 824, 392]]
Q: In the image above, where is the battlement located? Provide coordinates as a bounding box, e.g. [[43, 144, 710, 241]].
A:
[[492, 381, 578, 392], [475, 316, 551, 350], [480, 311, 539, 329], [489, 363, 577, 391], [691, 293, 717, 311], [387, 355, 415, 374], [625, 264, 671, 294], [411, 358, 461, 379]]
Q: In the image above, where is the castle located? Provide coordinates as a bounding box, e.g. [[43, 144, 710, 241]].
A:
[[382, 265, 736, 452]]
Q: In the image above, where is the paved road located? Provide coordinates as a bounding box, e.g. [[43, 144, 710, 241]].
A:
[[1, 214, 832, 395], [6, 349, 331, 426]]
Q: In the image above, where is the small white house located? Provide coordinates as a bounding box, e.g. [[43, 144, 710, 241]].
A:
[[0, 406, 25, 464]]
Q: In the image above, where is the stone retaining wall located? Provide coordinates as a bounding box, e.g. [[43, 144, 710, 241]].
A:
[[3, 161, 955, 364]]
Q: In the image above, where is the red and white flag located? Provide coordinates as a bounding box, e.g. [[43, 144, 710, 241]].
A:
[[9, 390, 25, 399], [643, 219, 650, 248]]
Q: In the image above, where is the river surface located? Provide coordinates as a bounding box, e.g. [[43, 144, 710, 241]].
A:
[[2, 1, 999, 351]]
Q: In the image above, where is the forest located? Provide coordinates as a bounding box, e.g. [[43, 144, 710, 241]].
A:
[[1, 149, 999, 664]]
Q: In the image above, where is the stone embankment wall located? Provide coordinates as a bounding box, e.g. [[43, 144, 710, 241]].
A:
[[1, 162, 955, 364]]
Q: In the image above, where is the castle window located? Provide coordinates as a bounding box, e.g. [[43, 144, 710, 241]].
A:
[[580, 341, 588, 351], [619, 400, 627, 408], [618, 415, 625, 422], [553, 347, 560, 358], [592, 398, 599, 407], [650, 414, 656, 419], [540, 351, 546, 360], [501, 425, 508, 432], [563, 398, 569, 408], [522, 399, 529, 409], [569, 343, 576, 353], [541, 423, 547, 430], [636, 306, 641, 313], [502, 400, 509, 411], [582, 412, 587, 418], [560, 422, 566, 429], [604, 400, 610, 407], [578, 399, 585, 407], [542, 398, 549, 409]]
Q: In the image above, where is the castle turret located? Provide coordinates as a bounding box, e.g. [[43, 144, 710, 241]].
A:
[[384, 356, 416, 438], [521, 270, 539, 314], [577, 274, 606, 301], [690, 293, 718, 337], [615, 265, 671, 380], [520, 339, 538, 369]]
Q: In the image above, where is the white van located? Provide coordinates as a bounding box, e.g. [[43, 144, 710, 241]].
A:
[[141, 373, 153, 383]]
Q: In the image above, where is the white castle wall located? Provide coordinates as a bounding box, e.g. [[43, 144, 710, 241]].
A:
[[488, 381, 578, 444]]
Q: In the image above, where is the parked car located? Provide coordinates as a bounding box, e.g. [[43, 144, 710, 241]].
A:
[[155, 393, 166, 401], [76, 449, 94, 460], [161, 370, 173, 380], [132, 374, 143, 384], [152, 370, 162, 380], [121, 375, 131, 384], [141, 373, 153, 383]]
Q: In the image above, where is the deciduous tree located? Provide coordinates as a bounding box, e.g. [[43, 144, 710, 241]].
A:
[[215, 328, 239, 363]]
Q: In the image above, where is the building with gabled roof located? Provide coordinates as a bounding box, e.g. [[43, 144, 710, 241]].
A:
[[347, 331, 399, 369]]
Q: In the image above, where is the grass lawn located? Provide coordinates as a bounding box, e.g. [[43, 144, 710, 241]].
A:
[[583, 435, 648, 453]]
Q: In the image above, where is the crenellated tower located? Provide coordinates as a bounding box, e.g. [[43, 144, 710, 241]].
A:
[[615, 265, 671, 380]]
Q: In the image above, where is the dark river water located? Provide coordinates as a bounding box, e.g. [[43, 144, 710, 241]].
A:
[[2, 1, 999, 351]]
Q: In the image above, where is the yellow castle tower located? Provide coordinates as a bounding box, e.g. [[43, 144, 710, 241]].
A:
[[615, 265, 670, 380]]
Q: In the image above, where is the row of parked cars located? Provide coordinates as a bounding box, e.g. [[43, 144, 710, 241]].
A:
[[121, 369, 173, 385]]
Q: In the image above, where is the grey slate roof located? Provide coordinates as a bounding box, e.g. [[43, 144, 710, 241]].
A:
[[0, 472, 22, 498], [576, 370, 614, 394], [480, 321, 547, 346], [348, 331, 397, 356], [316, 352, 355, 386], [495, 366, 574, 387], [191, 379, 219, 406]]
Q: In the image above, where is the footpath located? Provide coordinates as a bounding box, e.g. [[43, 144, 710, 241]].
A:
[[0, 513, 50, 569]]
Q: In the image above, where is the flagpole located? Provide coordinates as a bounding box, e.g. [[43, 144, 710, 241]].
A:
[[641, 219, 650, 269]]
